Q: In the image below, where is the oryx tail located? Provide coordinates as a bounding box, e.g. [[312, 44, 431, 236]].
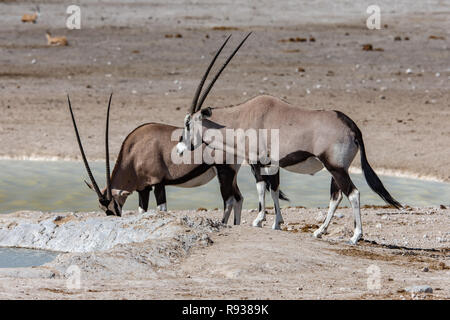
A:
[[336, 111, 402, 209]]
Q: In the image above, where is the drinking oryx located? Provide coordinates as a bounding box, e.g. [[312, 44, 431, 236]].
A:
[[177, 36, 402, 244], [67, 94, 243, 224]]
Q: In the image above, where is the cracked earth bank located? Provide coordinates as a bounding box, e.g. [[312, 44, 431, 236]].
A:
[[0, 207, 448, 299]]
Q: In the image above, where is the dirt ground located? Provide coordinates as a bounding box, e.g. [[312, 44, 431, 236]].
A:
[[0, 207, 448, 300], [0, 1, 449, 180], [0, 1, 449, 300]]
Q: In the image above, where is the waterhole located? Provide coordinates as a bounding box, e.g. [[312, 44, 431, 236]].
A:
[[0, 247, 58, 268], [0, 160, 448, 213]]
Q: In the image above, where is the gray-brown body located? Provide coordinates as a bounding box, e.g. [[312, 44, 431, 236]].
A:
[[109, 122, 243, 223], [180, 95, 401, 244]]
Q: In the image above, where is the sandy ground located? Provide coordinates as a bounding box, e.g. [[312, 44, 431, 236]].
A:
[[0, 207, 448, 300], [0, 1, 449, 180], [0, 1, 449, 300]]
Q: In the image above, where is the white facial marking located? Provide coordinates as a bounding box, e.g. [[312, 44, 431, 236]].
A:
[[176, 141, 188, 155]]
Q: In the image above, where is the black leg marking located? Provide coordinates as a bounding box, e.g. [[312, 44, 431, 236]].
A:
[[216, 165, 237, 224], [138, 186, 152, 212], [330, 177, 340, 200], [154, 183, 166, 207]]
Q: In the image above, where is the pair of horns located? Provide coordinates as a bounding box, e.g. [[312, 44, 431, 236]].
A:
[[189, 32, 252, 114], [67, 93, 113, 202]]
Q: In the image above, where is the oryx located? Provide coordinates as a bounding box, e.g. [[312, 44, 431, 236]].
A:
[[177, 36, 402, 244], [67, 94, 243, 224]]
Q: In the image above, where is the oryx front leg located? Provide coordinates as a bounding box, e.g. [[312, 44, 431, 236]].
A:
[[222, 197, 235, 224], [252, 181, 266, 227], [138, 186, 152, 214], [154, 184, 167, 212], [270, 188, 283, 230], [232, 185, 243, 225], [267, 170, 283, 230], [314, 178, 342, 238]]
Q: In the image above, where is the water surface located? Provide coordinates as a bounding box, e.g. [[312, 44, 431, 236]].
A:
[[0, 160, 448, 213], [0, 247, 58, 268]]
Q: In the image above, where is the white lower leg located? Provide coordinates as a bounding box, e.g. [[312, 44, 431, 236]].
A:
[[314, 191, 343, 238], [233, 198, 243, 225], [252, 181, 266, 227], [222, 197, 234, 224], [348, 189, 362, 244], [270, 188, 283, 230], [157, 203, 167, 211]]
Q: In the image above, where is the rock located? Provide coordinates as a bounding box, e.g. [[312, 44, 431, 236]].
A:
[[405, 285, 433, 293], [422, 267, 429, 272]]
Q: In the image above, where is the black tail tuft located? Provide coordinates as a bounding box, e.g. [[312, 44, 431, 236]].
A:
[[279, 190, 290, 201], [265, 183, 290, 201], [335, 111, 402, 209], [359, 145, 402, 209]]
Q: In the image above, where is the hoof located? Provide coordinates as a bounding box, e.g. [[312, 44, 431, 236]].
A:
[[272, 223, 282, 230], [313, 230, 323, 238], [348, 234, 362, 245], [252, 220, 263, 228]]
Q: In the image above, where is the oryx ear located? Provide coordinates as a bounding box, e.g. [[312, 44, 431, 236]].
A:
[[200, 107, 212, 118]]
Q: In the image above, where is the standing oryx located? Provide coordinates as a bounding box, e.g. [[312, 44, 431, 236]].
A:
[[177, 35, 402, 244], [67, 94, 243, 224]]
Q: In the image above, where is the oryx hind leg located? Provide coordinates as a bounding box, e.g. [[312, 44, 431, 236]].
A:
[[313, 177, 343, 238], [138, 186, 152, 214], [324, 166, 362, 244]]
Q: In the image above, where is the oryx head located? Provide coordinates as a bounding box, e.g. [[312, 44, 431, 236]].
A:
[[67, 93, 130, 216], [177, 33, 251, 155]]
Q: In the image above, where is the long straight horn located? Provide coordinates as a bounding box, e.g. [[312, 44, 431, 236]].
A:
[[105, 93, 113, 201], [195, 32, 251, 112], [67, 95, 104, 200], [189, 35, 232, 114]]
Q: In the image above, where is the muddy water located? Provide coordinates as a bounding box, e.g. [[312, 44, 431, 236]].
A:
[[0, 247, 58, 268], [0, 160, 448, 213]]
